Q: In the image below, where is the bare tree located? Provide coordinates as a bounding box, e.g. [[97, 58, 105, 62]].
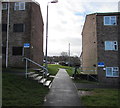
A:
[[60, 52, 68, 62]]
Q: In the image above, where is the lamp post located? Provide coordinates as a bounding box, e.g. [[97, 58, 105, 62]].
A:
[[45, 0, 58, 70]]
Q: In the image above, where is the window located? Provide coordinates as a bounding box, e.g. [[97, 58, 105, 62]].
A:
[[2, 47, 6, 54], [12, 47, 23, 56], [105, 41, 118, 51], [106, 67, 119, 77], [13, 24, 25, 32], [104, 16, 117, 25], [14, 2, 19, 10], [14, 2, 25, 10], [2, 24, 7, 32], [2, 3, 7, 10]]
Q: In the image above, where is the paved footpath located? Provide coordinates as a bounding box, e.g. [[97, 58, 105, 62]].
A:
[[44, 69, 81, 106]]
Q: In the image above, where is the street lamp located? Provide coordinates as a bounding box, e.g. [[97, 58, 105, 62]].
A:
[[45, 0, 58, 70]]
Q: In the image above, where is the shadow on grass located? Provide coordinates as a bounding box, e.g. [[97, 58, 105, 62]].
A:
[[2, 72, 49, 106]]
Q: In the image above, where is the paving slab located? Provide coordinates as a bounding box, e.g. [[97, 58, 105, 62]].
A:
[[44, 69, 81, 106]]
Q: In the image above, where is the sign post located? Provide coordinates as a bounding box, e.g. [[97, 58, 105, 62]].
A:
[[23, 43, 30, 56], [98, 62, 104, 67], [24, 43, 30, 48]]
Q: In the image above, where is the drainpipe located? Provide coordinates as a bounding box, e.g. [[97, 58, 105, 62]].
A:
[[6, 2, 10, 68]]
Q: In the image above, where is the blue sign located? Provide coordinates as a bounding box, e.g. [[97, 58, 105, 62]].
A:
[[98, 62, 104, 67], [24, 43, 30, 48]]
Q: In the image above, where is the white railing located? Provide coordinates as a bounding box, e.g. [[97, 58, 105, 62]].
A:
[[23, 57, 48, 78]]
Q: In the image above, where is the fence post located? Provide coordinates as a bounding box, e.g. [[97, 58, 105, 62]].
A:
[[26, 59, 28, 78]]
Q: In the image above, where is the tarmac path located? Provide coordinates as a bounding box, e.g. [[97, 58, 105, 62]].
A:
[[44, 68, 81, 106]]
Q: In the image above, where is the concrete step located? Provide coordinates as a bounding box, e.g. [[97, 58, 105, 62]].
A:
[[34, 68, 42, 72], [70, 77, 74, 79], [43, 73, 50, 77], [34, 76, 43, 80], [27, 72, 35, 76], [40, 70, 45, 73], [49, 75, 55, 78], [49, 82, 52, 89], [43, 80, 51, 87], [29, 74, 39, 78], [46, 73, 50, 77], [39, 78, 47, 84]]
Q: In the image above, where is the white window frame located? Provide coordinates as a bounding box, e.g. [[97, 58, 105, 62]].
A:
[[14, 2, 19, 10], [14, 2, 25, 10], [106, 67, 119, 77], [105, 41, 118, 51], [104, 16, 117, 25], [19, 2, 25, 10], [2, 3, 7, 10]]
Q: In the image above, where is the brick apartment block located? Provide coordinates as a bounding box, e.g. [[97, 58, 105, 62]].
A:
[[81, 12, 120, 85], [2, 1, 44, 68]]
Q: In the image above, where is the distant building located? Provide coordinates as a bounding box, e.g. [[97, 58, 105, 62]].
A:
[[2, 1, 44, 67], [81, 12, 120, 85]]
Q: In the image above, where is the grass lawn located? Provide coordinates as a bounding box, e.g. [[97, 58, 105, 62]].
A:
[[2, 72, 49, 106], [47, 64, 60, 75], [48, 64, 98, 84], [80, 88, 119, 107], [73, 79, 99, 84], [2, 67, 25, 73], [48, 64, 74, 76]]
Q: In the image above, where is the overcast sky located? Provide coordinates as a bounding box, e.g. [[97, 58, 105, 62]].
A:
[[36, 0, 119, 57]]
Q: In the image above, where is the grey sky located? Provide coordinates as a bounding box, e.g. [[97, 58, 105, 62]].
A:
[[37, 0, 119, 56]]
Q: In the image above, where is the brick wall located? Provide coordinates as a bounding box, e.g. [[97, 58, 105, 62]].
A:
[[10, 2, 31, 67], [0, 2, 2, 59], [82, 13, 119, 85], [30, 2, 44, 67], [2, 2, 44, 68], [96, 13, 119, 85], [82, 14, 97, 74]]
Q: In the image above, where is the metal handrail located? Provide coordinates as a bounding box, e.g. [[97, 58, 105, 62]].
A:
[[23, 57, 48, 78]]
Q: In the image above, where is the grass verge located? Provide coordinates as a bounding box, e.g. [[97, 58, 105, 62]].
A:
[[2, 72, 49, 106], [73, 79, 99, 84], [48, 64, 99, 84], [80, 88, 119, 107], [47, 64, 60, 75], [48, 64, 73, 76], [2, 67, 25, 73]]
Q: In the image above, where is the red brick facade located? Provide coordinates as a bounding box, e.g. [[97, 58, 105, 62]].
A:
[[2, 2, 44, 68], [82, 12, 120, 85]]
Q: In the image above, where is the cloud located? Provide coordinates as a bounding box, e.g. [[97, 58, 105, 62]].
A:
[[37, 0, 118, 56]]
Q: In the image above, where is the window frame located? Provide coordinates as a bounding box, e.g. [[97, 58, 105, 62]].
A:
[[14, 2, 25, 10], [19, 2, 25, 10], [106, 67, 119, 77], [105, 41, 118, 51], [2, 3, 7, 10], [104, 16, 117, 25]]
